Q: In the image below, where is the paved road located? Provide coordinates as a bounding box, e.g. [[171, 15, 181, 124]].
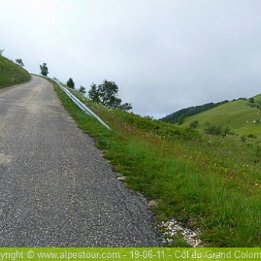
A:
[[0, 76, 161, 246]]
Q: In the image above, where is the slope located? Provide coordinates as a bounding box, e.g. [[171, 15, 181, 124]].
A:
[[50, 80, 261, 247], [179, 94, 261, 138], [0, 56, 31, 88], [161, 100, 229, 124]]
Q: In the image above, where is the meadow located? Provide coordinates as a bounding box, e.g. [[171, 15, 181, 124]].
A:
[[179, 95, 261, 138], [53, 81, 261, 247]]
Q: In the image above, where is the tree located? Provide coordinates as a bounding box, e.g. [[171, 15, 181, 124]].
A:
[[15, 59, 24, 67], [88, 84, 101, 103], [120, 102, 132, 111], [249, 97, 255, 103], [88, 80, 132, 111], [67, 78, 75, 89], [0, 49, 4, 56], [79, 86, 86, 93], [40, 63, 49, 76]]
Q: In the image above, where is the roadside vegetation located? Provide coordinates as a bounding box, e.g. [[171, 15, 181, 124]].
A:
[[67, 78, 75, 89], [51, 79, 260, 247], [0, 55, 31, 87], [40, 62, 49, 77], [88, 80, 132, 111]]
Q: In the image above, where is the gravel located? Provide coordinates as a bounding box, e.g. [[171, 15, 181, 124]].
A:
[[160, 218, 202, 247]]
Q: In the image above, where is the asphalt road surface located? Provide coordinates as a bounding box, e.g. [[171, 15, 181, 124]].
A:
[[0, 76, 161, 246]]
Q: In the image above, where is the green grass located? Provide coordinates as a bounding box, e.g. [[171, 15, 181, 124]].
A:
[[52, 80, 261, 247], [179, 95, 261, 138], [0, 56, 31, 87]]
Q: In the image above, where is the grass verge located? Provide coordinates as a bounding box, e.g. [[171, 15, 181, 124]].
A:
[[0, 56, 31, 88], [52, 80, 261, 247]]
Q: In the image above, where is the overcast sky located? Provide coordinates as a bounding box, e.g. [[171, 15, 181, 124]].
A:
[[1, 0, 261, 118]]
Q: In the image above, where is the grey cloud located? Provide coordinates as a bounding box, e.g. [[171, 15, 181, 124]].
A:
[[1, 0, 261, 117]]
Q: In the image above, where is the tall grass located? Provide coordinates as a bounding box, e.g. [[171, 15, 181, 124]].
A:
[[0, 56, 31, 87], [53, 82, 261, 247]]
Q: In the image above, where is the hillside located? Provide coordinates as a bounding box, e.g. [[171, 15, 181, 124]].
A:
[[0, 56, 31, 87], [50, 79, 261, 247], [161, 100, 229, 124], [177, 94, 261, 138]]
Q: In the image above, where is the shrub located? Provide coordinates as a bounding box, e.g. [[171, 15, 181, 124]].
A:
[[247, 133, 257, 139], [248, 97, 255, 103], [189, 120, 199, 129], [204, 125, 233, 137], [121, 112, 199, 140], [240, 136, 247, 142], [79, 86, 86, 93], [205, 125, 222, 136], [15, 58, 24, 67]]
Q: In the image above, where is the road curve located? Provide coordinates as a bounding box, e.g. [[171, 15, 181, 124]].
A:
[[0, 76, 161, 246]]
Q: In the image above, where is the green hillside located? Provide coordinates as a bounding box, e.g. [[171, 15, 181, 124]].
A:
[[179, 94, 261, 138], [161, 100, 229, 124], [0, 56, 31, 88], [49, 78, 261, 247]]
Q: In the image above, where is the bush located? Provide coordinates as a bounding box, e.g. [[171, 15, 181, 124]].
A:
[[247, 133, 257, 139], [249, 97, 255, 103], [248, 103, 256, 108], [121, 112, 199, 140], [240, 136, 247, 142], [205, 125, 222, 136], [204, 125, 233, 137], [79, 86, 86, 93], [189, 120, 199, 129]]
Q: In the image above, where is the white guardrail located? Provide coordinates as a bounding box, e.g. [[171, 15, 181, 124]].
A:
[[53, 79, 111, 130]]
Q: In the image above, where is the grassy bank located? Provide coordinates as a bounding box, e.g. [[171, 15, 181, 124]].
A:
[[0, 56, 31, 87], [52, 81, 260, 247]]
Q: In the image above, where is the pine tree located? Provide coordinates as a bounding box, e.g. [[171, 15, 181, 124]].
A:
[[67, 78, 75, 89], [40, 63, 49, 76]]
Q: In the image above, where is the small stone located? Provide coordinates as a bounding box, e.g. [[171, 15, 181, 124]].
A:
[[148, 199, 161, 208], [160, 218, 202, 247], [117, 176, 126, 181]]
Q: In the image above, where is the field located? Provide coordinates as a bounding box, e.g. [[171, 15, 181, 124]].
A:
[[52, 80, 261, 247], [0, 56, 31, 87], [179, 95, 261, 138]]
